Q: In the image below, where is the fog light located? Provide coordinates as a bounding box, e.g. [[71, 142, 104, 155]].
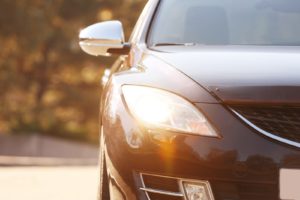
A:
[[182, 181, 214, 200]]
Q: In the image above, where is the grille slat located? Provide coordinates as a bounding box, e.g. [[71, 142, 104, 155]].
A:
[[232, 105, 300, 144]]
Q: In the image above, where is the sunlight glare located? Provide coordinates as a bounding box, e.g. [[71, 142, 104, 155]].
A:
[[134, 96, 171, 124]]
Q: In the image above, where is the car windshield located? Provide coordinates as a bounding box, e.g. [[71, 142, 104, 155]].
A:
[[148, 0, 300, 46]]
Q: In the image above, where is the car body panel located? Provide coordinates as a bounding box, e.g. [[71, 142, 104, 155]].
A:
[[150, 46, 300, 103], [91, 0, 300, 199], [101, 79, 300, 199]]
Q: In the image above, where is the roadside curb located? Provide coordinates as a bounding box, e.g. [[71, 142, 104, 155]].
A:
[[0, 156, 98, 166]]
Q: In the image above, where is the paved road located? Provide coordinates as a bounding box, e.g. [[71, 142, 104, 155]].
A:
[[0, 166, 98, 200]]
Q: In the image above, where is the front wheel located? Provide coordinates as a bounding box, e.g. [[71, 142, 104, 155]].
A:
[[98, 129, 110, 200]]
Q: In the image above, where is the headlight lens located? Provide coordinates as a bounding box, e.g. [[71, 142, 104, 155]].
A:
[[122, 85, 218, 137]]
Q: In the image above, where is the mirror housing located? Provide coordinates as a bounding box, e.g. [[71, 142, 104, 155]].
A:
[[79, 21, 130, 56]]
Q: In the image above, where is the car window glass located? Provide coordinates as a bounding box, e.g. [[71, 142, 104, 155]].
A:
[[148, 0, 300, 46]]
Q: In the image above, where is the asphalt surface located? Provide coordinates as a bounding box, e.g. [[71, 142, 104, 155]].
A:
[[0, 166, 98, 200]]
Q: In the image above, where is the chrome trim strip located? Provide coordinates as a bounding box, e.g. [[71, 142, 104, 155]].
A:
[[141, 172, 185, 179], [140, 187, 184, 197], [232, 109, 300, 148], [139, 173, 151, 200]]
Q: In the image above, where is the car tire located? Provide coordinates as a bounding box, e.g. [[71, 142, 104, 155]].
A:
[[98, 129, 110, 200]]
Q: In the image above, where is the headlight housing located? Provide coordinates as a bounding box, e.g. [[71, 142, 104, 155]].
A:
[[122, 85, 218, 137]]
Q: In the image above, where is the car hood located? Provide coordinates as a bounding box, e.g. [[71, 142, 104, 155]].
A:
[[151, 46, 300, 103]]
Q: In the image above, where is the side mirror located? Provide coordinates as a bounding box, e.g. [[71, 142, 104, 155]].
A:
[[79, 21, 130, 56]]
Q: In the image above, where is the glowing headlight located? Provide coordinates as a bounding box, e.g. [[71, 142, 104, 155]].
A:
[[122, 85, 218, 137]]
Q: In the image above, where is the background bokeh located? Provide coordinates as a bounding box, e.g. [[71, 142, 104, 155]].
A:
[[0, 0, 146, 143]]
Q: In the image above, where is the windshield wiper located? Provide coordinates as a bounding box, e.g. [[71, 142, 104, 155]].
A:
[[153, 42, 199, 47]]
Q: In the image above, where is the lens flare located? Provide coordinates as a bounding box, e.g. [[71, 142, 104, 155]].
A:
[[135, 96, 171, 124]]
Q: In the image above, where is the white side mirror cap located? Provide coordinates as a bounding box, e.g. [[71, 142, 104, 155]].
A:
[[79, 21, 129, 56]]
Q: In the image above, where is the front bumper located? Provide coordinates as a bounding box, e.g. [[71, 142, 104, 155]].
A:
[[102, 101, 300, 200]]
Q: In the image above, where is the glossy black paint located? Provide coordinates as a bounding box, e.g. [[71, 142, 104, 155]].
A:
[[101, 55, 300, 199], [99, 0, 300, 199], [151, 46, 300, 103]]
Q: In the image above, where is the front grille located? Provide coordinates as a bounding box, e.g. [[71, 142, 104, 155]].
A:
[[231, 105, 300, 145], [142, 174, 180, 193], [139, 173, 278, 200], [140, 173, 184, 200]]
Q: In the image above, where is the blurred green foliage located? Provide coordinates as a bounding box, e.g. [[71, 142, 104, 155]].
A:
[[0, 0, 146, 143]]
